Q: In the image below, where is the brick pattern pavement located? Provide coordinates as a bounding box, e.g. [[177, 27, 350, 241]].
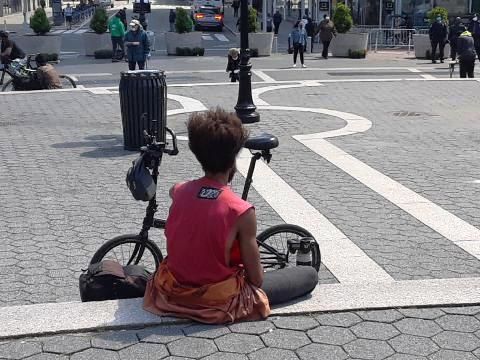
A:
[[3, 307, 480, 359]]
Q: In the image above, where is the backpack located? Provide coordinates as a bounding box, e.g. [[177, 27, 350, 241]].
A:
[[79, 260, 150, 302]]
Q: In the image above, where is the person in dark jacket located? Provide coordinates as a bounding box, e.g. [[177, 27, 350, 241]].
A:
[[273, 10, 282, 35], [429, 16, 448, 63], [118, 8, 128, 30], [319, 14, 336, 59], [226, 48, 240, 82], [449, 17, 466, 60], [305, 17, 315, 52], [457, 30, 476, 78], [468, 14, 480, 61], [169, 9, 176, 32], [124, 19, 150, 70], [232, 0, 239, 17]]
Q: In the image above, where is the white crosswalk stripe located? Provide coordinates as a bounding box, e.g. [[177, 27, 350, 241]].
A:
[[202, 34, 214, 40], [214, 34, 228, 42]]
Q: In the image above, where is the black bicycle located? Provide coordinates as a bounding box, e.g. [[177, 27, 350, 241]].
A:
[[91, 124, 321, 273], [0, 54, 77, 92]]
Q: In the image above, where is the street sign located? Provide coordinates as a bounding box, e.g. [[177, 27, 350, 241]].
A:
[[133, 0, 151, 13], [385, 1, 394, 11], [319, 1, 329, 11]]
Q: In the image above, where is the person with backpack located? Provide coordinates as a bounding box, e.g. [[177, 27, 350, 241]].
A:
[[469, 14, 480, 61], [429, 15, 448, 63], [457, 30, 477, 78], [288, 20, 307, 67], [108, 13, 126, 62], [124, 19, 150, 70], [449, 17, 466, 61]]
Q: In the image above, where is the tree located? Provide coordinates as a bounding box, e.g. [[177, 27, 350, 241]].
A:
[[90, 7, 108, 34], [175, 7, 193, 33], [428, 7, 449, 25], [30, 8, 51, 34], [333, 3, 353, 34], [248, 6, 258, 33]]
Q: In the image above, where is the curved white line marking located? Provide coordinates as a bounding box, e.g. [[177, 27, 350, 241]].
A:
[[167, 93, 207, 116]]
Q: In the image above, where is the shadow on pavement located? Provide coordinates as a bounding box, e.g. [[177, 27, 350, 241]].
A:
[[51, 134, 135, 158]]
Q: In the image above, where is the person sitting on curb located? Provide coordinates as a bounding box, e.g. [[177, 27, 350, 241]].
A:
[[226, 48, 240, 82], [143, 108, 318, 324], [35, 53, 62, 89]]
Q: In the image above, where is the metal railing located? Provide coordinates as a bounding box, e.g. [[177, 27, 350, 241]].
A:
[[70, 6, 95, 25]]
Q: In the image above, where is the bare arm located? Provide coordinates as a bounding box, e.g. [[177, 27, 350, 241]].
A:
[[237, 208, 263, 287]]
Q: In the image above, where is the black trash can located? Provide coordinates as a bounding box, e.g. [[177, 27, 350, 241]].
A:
[[119, 70, 167, 151]]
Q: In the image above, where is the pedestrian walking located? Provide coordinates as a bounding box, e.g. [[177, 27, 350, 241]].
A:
[[108, 12, 126, 62], [124, 19, 150, 70], [468, 14, 480, 62], [169, 9, 176, 32], [449, 17, 466, 61], [118, 7, 128, 30], [305, 17, 314, 52], [297, 0, 301, 20], [273, 10, 282, 35], [232, 0, 239, 18], [64, 3, 73, 30], [457, 30, 476, 78], [319, 14, 336, 59], [429, 15, 447, 63], [288, 21, 307, 68]]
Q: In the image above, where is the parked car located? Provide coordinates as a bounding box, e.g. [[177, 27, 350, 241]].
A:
[[194, 5, 224, 31]]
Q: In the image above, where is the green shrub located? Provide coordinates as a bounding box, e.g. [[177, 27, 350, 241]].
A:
[[175, 47, 205, 56], [333, 3, 353, 34], [428, 6, 448, 24], [348, 49, 366, 58], [175, 7, 193, 33], [94, 49, 113, 59], [30, 8, 51, 34], [193, 47, 205, 56], [248, 6, 258, 33], [90, 7, 108, 34]]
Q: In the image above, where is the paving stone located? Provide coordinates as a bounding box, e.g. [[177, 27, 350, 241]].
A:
[[182, 324, 230, 339], [70, 348, 119, 360], [168, 337, 217, 358], [202, 353, 247, 360], [228, 321, 275, 335], [314, 312, 362, 327], [23, 354, 68, 360], [429, 349, 477, 360], [118, 342, 169, 360], [215, 333, 264, 354], [91, 331, 138, 351], [271, 316, 319, 331], [441, 306, 480, 315], [394, 318, 442, 337], [248, 347, 299, 360], [351, 321, 400, 340], [137, 325, 185, 344], [0, 341, 42, 359], [162, 357, 194, 360], [42, 335, 91, 355], [261, 329, 311, 350], [432, 331, 480, 351], [356, 310, 404, 323], [344, 339, 395, 360], [388, 334, 439, 356], [436, 315, 480, 332], [385, 355, 426, 360], [296, 343, 348, 360], [307, 326, 355, 345]]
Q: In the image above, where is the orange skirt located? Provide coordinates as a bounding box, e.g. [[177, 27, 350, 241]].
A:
[[143, 261, 270, 324]]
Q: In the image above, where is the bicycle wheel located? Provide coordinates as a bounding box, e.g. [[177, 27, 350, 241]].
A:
[[257, 224, 321, 272], [59, 75, 77, 88], [91, 234, 163, 273], [1, 79, 14, 92]]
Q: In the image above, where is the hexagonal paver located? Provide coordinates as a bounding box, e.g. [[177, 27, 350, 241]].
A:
[[202, 353, 247, 360], [429, 349, 477, 360], [183, 324, 230, 339], [23, 354, 68, 360], [344, 339, 394, 360], [92, 331, 138, 351], [228, 321, 274, 334], [442, 306, 480, 315], [261, 329, 311, 350], [0, 341, 42, 359], [315, 312, 362, 327], [385, 355, 426, 360], [215, 333, 263, 354], [394, 318, 442, 337], [137, 325, 185, 344], [297, 343, 348, 360], [432, 331, 480, 351], [248, 347, 299, 360], [356, 310, 404, 323], [351, 322, 400, 340], [42, 335, 91, 355], [436, 315, 480, 332], [389, 334, 439, 356], [70, 348, 119, 360], [307, 326, 355, 345], [399, 308, 445, 320], [168, 337, 217, 358], [272, 316, 318, 331], [118, 342, 169, 360]]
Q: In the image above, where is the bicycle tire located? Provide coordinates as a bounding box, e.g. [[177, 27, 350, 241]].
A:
[[1, 79, 14, 92], [257, 224, 321, 272], [91, 234, 164, 273], [59, 75, 77, 88]]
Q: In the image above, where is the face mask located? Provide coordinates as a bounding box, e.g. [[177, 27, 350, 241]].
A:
[[131, 26, 137, 31], [436, 17, 441, 22], [325, 16, 330, 20]]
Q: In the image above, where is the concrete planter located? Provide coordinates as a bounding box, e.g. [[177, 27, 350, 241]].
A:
[[82, 32, 111, 56], [330, 32, 368, 57], [248, 32, 274, 56], [12, 34, 62, 55], [413, 34, 450, 59], [165, 32, 202, 55]]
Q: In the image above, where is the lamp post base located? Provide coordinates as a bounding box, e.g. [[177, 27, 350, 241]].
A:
[[235, 107, 260, 124], [235, 50, 259, 124]]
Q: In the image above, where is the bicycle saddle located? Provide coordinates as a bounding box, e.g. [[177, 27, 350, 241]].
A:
[[244, 133, 279, 151]]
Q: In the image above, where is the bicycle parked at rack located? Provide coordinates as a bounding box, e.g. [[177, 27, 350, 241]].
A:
[[0, 54, 77, 92], [91, 122, 321, 273]]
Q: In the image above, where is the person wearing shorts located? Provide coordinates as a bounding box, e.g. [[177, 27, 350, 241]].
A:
[[64, 3, 73, 30]]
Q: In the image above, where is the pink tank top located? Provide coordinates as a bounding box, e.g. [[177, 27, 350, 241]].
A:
[[165, 177, 253, 287]]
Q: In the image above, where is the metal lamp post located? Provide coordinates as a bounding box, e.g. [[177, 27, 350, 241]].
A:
[[235, 0, 260, 123]]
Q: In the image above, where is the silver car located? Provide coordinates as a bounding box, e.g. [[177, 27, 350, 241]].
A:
[[194, 6, 224, 31]]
